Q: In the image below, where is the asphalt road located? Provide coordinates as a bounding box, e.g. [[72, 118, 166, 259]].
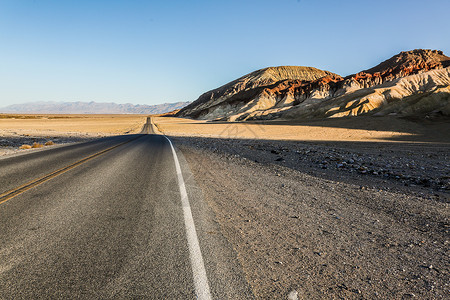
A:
[[0, 118, 253, 299]]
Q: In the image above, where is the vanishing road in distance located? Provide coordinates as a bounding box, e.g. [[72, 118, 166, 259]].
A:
[[0, 118, 252, 299]]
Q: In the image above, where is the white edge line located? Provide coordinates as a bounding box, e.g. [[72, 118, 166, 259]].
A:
[[164, 135, 212, 300]]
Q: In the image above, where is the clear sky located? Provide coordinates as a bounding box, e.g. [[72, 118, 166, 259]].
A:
[[1, 0, 449, 106]]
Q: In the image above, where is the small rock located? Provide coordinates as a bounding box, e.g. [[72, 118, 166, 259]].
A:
[[288, 290, 299, 300]]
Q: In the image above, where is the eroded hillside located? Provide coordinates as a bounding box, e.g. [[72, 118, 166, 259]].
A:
[[176, 49, 450, 121], [176, 66, 337, 119]]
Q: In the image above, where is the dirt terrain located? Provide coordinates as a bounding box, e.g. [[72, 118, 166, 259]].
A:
[[156, 116, 449, 299], [154, 116, 450, 144], [176, 140, 448, 299], [0, 114, 146, 156]]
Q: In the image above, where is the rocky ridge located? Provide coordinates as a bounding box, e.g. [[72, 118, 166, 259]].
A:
[[176, 49, 450, 121], [176, 66, 337, 119]]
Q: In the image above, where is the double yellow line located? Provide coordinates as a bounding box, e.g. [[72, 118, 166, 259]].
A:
[[0, 135, 142, 206]]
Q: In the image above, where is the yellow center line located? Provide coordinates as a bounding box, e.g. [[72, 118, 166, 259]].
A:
[[0, 135, 143, 206]]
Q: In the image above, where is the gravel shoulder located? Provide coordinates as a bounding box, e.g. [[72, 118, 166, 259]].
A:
[[172, 136, 449, 299]]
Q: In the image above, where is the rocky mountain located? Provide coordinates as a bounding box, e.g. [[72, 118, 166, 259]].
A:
[[176, 49, 450, 121], [0, 101, 190, 114], [176, 66, 337, 119]]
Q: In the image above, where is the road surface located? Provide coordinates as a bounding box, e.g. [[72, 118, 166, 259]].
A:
[[0, 118, 253, 299]]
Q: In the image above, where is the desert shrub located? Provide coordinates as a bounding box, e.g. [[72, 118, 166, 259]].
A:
[[19, 145, 32, 149], [31, 142, 44, 148], [44, 141, 54, 146]]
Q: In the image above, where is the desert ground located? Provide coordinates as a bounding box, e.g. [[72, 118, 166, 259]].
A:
[[154, 116, 450, 144], [154, 116, 449, 299], [1, 114, 448, 299], [0, 114, 146, 156]]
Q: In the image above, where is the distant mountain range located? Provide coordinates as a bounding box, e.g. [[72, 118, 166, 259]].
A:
[[0, 101, 190, 114], [177, 49, 450, 121]]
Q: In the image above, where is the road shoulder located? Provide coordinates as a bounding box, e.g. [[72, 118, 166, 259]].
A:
[[173, 136, 449, 299]]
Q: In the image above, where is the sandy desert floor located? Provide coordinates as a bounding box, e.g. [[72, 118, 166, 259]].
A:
[[0, 114, 146, 135], [153, 116, 450, 144], [0, 114, 146, 156]]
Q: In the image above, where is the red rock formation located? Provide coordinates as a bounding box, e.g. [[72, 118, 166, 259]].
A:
[[177, 49, 450, 121], [349, 49, 450, 86], [263, 50, 450, 107], [176, 66, 337, 119]]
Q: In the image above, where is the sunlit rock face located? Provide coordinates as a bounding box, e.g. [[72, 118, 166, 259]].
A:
[[177, 49, 450, 121], [175, 66, 337, 120]]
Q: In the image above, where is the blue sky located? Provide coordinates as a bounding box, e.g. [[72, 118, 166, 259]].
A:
[[1, 0, 449, 106]]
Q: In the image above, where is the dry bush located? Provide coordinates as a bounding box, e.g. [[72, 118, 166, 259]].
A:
[[19, 145, 32, 149], [44, 141, 54, 146], [31, 142, 44, 148]]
